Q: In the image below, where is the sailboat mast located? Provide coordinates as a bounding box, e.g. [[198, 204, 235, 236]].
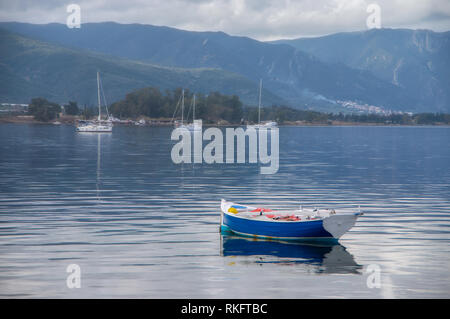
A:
[[258, 79, 262, 124], [181, 89, 184, 124], [97, 71, 101, 122], [193, 94, 196, 122]]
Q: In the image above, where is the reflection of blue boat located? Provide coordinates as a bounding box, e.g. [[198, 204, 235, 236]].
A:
[[221, 234, 361, 274], [220, 199, 362, 241]]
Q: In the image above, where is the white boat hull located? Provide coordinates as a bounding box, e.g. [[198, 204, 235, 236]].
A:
[[76, 124, 112, 132], [247, 122, 278, 129]]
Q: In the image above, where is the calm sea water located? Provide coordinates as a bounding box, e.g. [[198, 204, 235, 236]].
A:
[[0, 124, 449, 298]]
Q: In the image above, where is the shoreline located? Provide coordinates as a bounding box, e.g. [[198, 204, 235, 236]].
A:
[[1, 115, 449, 127]]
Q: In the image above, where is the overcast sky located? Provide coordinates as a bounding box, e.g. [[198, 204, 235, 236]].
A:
[[1, 0, 449, 40]]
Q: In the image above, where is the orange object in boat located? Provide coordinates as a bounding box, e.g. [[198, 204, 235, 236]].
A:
[[251, 208, 273, 213]]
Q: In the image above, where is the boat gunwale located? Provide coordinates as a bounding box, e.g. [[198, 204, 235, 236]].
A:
[[222, 211, 326, 224]]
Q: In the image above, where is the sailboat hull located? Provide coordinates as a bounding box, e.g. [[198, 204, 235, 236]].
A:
[[76, 124, 112, 132], [246, 122, 278, 129], [76, 71, 113, 133]]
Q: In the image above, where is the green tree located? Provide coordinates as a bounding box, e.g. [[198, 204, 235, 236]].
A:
[[81, 105, 95, 120], [28, 97, 61, 122], [64, 101, 79, 115]]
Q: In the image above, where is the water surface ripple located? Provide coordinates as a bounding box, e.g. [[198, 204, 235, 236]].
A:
[[0, 124, 449, 298]]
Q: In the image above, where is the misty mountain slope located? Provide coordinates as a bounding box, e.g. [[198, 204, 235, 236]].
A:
[[274, 28, 450, 112], [0, 22, 417, 112], [0, 28, 283, 106]]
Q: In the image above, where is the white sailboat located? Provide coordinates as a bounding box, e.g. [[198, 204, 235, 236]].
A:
[[184, 94, 202, 131], [77, 72, 113, 133], [174, 89, 202, 131], [247, 79, 277, 129]]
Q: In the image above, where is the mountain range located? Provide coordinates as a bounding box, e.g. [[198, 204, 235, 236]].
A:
[[0, 27, 282, 107], [0, 22, 449, 113], [273, 28, 450, 113]]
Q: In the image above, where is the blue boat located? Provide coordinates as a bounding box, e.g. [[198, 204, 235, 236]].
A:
[[220, 199, 363, 241]]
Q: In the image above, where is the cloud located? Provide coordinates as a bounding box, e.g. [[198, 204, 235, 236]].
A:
[[0, 0, 449, 40]]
